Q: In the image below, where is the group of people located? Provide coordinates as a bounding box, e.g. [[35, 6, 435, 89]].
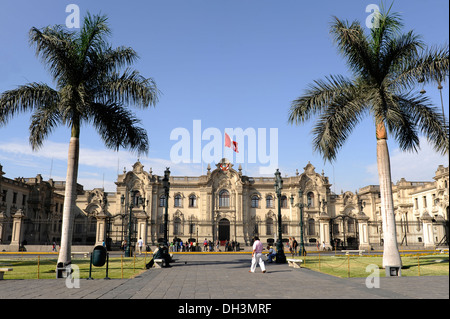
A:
[[169, 239, 198, 252], [287, 237, 299, 256], [202, 238, 238, 252]]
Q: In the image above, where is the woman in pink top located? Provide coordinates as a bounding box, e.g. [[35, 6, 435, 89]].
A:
[[250, 236, 266, 273]]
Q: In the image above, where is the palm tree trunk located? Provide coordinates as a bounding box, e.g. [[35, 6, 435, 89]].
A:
[[376, 125, 402, 268], [56, 136, 80, 272]]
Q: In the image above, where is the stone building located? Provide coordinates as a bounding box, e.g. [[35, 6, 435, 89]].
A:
[[0, 163, 86, 251], [0, 164, 65, 249], [75, 159, 450, 251], [0, 160, 448, 252]]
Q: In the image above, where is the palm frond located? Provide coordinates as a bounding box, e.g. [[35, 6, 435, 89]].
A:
[[88, 102, 149, 155], [97, 68, 160, 108], [29, 103, 62, 150], [288, 75, 356, 124], [77, 12, 111, 64], [394, 46, 450, 89], [395, 92, 449, 155], [311, 92, 368, 162], [29, 26, 78, 84], [0, 83, 59, 126], [380, 30, 423, 82], [330, 17, 375, 79], [382, 93, 420, 152], [370, 4, 403, 58]]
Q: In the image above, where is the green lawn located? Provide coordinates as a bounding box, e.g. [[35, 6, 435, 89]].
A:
[[1, 253, 448, 280], [0, 255, 150, 280], [291, 253, 449, 278]]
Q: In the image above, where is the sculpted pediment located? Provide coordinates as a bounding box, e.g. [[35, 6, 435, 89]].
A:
[[207, 158, 243, 190]]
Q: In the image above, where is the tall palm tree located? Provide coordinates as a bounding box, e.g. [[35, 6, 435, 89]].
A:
[[288, 6, 448, 269], [0, 13, 159, 273]]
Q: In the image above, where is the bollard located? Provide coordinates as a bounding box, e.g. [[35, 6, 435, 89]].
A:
[[87, 254, 94, 280], [104, 253, 110, 280], [318, 252, 321, 271], [121, 255, 124, 279], [418, 255, 420, 276], [347, 255, 350, 278], [37, 256, 40, 279]]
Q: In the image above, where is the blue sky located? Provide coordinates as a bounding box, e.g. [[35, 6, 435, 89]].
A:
[[0, 0, 448, 192]]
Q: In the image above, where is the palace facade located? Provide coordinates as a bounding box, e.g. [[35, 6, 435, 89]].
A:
[[0, 160, 448, 252]]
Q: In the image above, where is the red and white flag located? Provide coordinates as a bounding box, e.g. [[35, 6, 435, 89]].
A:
[[224, 133, 238, 153]]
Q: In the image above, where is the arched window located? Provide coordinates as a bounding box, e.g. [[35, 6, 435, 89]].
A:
[[266, 195, 273, 208], [174, 194, 182, 207], [307, 192, 314, 207], [266, 218, 274, 235], [219, 190, 230, 207], [251, 195, 259, 208], [281, 195, 287, 208], [159, 195, 166, 207], [173, 217, 181, 235], [189, 195, 197, 207]]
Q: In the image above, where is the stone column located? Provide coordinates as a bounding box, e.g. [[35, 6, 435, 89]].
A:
[[136, 213, 148, 247], [421, 212, 435, 249], [318, 212, 332, 250], [95, 212, 107, 247], [10, 209, 25, 251], [357, 212, 371, 251], [434, 215, 446, 245]]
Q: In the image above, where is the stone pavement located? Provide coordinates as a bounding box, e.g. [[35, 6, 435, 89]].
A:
[[0, 254, 448, 300]]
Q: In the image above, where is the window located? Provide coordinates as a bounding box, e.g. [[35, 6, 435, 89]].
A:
[[266, 218, 274, 235], [282, 224, 288, 234], [308, 218, 315, 236], [266, 195, 273, 208], [173, 217, 181, 235], [174, 194, 182, 207], [189, 223, 196, 234], [251, 195, 259, 208], [348, 220, 355, 232], [281, 196, 287, 208], [13, 192, 17, 204], [189, 195, 197, 207], [159, 195, 166, 207], [219, 190, 230, 207], [307, 192, 314, 207], [423, 196, 427, 208], [414, 198, 418, 209]]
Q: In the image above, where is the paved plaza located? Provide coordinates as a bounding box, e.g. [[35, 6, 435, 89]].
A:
[[0, 254, 447, 300]]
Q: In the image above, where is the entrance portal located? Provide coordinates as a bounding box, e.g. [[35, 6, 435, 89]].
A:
[[218, 218, 230, 244]]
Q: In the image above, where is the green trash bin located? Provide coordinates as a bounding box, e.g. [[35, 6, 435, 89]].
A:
[[92, 245, 107, 267]]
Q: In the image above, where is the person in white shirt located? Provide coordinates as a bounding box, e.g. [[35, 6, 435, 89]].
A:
[[250, 236, 266, 273], [137, 237, 144, 255]]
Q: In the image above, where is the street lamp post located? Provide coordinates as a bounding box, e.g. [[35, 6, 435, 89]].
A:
[[162, 167, 170, 247], [290, 189, 307, 257], [125, 190, 136, 257], [274, 169, 286, 264]]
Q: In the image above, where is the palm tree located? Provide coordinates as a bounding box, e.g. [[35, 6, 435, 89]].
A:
[[0, 13, 159, 274], [288, 6, 448, 269]]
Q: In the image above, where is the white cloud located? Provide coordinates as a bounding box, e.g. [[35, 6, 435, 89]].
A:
[[365, 137, 448, 185], [0, 139, 205, 191]]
